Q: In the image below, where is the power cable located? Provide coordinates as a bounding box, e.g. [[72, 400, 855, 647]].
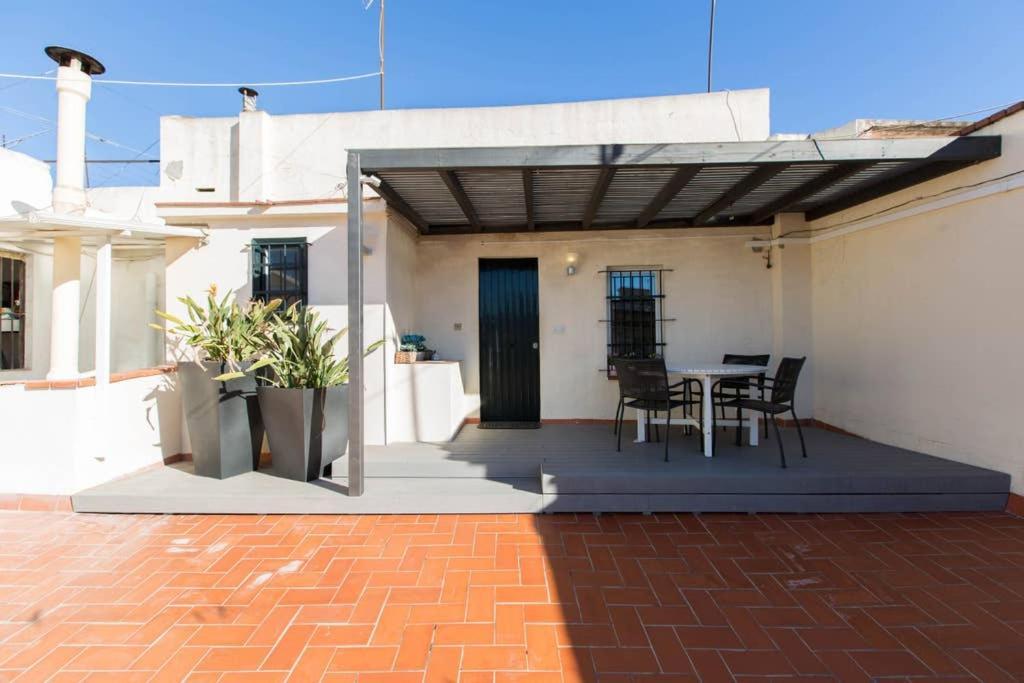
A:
[[778, 168, 1024, 239], [1, 128, 53, 148], [0, 71, 380, 88], [0, 105, 147, 154], [91, 140, 159, 188]]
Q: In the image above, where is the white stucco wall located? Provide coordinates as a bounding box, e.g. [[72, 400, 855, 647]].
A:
[[0, 372, 182, 495], [415, 227, 774, 421], [162, 208, 387, 308], [159, 90, 769, 203], [0, 148, 52, 214], [0, 149, 53, 381], [809, 110, 1024, 491], [156, 91, 773, 443]]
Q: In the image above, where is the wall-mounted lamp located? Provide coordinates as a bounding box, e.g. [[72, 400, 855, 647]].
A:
[[565, 251, 579, 276], [745, 239, 773, 269]]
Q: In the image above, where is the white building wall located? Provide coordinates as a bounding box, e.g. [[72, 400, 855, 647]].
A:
[[162, 209, 392, 446], [415, 227, 774, 421], [76, 251, 165, 375], [0, 149, 53, 381], [159, 90, 770, 203], [809, 110, 1024, 492], [0, 372, 182, 495], [156, 91, 773, 445]]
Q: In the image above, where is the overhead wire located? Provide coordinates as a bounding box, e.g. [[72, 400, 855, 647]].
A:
[[777, 167, 1024, 239], [0, 105, 147, 154], [91, 140, 159, 188], [0, 71, 381, 88], [2, 128, 53, 148]]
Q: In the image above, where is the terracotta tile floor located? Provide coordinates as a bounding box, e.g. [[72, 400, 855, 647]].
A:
[[1, 511, 1024, 682]]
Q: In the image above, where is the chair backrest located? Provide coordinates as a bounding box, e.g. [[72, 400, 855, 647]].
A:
[[722, 353, 770, 368], [612, 358, 669, 401], [771, 357, 806, 405]]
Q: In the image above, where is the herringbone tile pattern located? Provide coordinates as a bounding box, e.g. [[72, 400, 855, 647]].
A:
[[1, 511, 1024, 681]]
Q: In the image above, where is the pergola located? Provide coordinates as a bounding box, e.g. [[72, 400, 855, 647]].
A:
[[0, 211, 202, 385], [343, 135, 1001, 494]]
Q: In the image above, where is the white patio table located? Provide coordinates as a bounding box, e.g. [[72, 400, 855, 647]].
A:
[[634, 363, 766, 457]]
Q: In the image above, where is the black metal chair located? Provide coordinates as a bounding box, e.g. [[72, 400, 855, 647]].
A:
[[611, 358, 698, 462], [683, 354, 770, 444], [612, 361, 696, 440], [718, 353, 770, 444], [715, 356, 807, 468]]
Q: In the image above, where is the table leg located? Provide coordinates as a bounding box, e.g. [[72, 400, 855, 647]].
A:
[[748, 406, 759, 446], [702, 375, 713, 457], [634, 408, 647, 443]]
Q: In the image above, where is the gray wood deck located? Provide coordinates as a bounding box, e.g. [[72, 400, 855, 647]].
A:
[[72, 425, 1010, 514]]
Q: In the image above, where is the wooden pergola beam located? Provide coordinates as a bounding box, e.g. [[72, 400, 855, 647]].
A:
[[693, 164, 789, 226], [749, 162, 874, 224], [582, 167, 616, 229], [522, 169, 535, 230], [439, 170, 481, 231], [805, 160, 976, 221], [371, 179, 431, 233], [635, 165, 701, 228], [356, 136, 1000, 171]]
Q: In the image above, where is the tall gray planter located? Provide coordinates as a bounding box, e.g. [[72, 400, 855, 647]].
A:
[[178, 361, 263, 479], [258, 385, 348, 482]]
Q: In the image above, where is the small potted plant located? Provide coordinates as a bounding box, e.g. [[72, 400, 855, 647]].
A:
[[153, 286, 279, 479], [395, 334, 435, 363], [257, 304, 383, 482]]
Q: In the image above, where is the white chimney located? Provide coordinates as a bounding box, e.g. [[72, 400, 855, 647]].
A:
[[45, 46, 105, 215], [237, 87, 272, 201], [43, 46, 104, 380], [239, 87, 259, 112]]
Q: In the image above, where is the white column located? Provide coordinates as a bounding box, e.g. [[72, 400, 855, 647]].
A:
[[770, 213, 814, 416], [47, 236, 81, 379], [144, 271, 158, 367], [52, 60, 92, 214], [94, 238, 112, 385]]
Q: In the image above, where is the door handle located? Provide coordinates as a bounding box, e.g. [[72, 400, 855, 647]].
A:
[[532, 342, 539, 350]]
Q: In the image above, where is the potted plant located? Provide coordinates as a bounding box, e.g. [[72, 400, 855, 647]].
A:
[[395, 333, 435, 363], [153, 286, 279, 479], [257, 304, 383, 482]]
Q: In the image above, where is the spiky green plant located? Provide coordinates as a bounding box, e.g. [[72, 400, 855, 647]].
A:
[[151, 284, 281, 380], [259, 303, 384, 388]]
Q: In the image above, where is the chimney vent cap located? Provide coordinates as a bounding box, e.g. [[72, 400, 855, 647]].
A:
[[44, 46, 105, 75], [238, 87, 259, 97]]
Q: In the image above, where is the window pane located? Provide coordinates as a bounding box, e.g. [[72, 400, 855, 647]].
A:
[[252, 240, 307, 306], [0, 255, 26, 370], [607, 269, 661, 372]]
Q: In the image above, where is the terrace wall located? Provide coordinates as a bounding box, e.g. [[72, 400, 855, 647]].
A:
[[810, 109, 1024, 493]]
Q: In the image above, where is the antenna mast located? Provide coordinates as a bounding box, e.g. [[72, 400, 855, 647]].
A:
[[706, 0, 717, 92], [364, 0, 386, 109], [378, 0, 385, 109]]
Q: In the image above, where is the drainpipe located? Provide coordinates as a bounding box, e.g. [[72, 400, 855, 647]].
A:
[[44, 47, 105, 380]]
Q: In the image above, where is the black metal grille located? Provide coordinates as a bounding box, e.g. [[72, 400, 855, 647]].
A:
[[252, 239, 308, 307], [0, 254, 26, 370], [606, 269, 665, 375]]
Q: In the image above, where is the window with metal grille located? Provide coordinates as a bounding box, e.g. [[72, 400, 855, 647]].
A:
[[0, 253, 26, 370], [605, 269, 666, 376], [251, 239, 308, 307]]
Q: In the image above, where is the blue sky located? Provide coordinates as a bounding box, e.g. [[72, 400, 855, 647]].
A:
[[2, 0, 1021, 186]]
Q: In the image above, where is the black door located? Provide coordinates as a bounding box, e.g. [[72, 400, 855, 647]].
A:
[[479, 258, 540, 423]]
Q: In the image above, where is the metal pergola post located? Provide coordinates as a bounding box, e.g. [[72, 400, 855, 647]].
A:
[[346, 152, 365, 496]]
